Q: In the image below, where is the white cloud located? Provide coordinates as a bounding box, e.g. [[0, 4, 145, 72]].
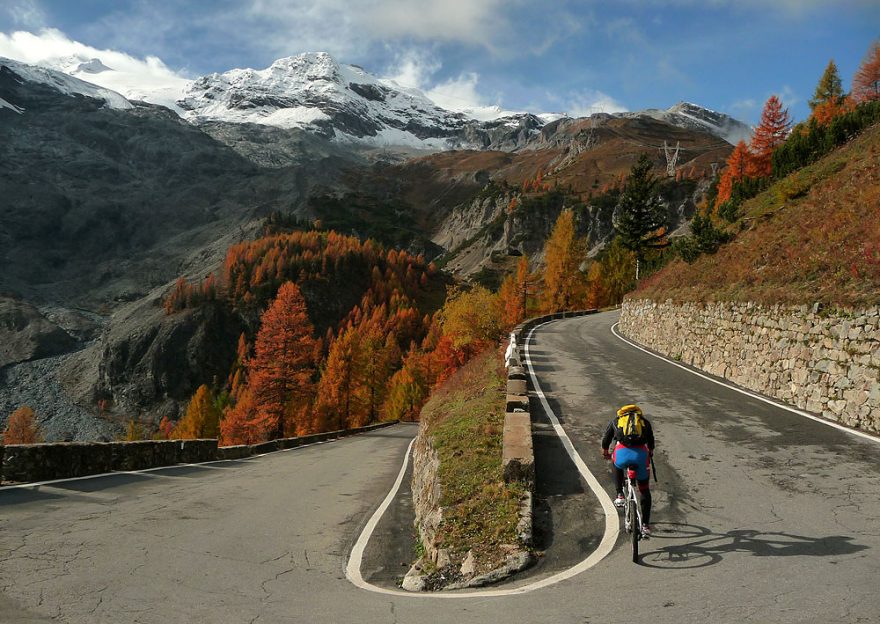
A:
[[0, 28, 191, 109], [207, 0, 536, 62], [381, 49, 505, 117], [362, 0, 513, 48], [564, 90, 627, 117], [4, 0, 46, 28], [426, 73, 491, 112], [382, 49, 440, 91]]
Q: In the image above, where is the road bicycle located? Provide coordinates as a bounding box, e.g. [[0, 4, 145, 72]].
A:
[[621, 464, 644, 563]]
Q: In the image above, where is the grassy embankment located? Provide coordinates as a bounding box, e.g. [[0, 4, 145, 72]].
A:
[[418, 349, 527, 572], [637, 123, 880, 307]]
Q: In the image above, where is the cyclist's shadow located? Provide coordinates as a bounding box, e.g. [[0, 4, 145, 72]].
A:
[[638, 523, 867, 569]]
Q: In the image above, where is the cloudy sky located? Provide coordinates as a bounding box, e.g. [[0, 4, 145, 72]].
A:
[[0, 0, 877, 123]]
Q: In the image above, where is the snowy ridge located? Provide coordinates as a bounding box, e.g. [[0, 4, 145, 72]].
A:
[[621, 101, 751, 145], [2, 53, 749, 150], [0, 57, 132, 110]]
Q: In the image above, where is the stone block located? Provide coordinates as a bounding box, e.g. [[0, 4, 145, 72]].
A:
[[152, 440, 179, 467], [217, 445, 252, 460], [111, 441, 155, 471], [250, 440, 280, 455], [179, 439, 218, 463], [505, 394, 529, 412], [507, 379, 527, 395], [278, 437, 304, 450], [508, 366, 527, 380], [502, 412, 534, 486]]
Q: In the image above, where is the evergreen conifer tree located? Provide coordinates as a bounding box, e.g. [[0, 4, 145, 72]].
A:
[[612, 154, 668, 279]]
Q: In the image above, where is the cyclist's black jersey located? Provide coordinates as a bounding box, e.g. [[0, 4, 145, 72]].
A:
[[601, 417, 655, 450]]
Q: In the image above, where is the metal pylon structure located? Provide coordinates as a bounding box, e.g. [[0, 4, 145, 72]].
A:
[[662, 140, 681, 177]]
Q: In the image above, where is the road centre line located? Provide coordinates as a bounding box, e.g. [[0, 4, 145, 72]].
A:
[[345, 320, 620, 597], [610, 322, 880, 445]]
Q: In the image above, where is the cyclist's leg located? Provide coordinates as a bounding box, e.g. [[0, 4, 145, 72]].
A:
[[638, 479, 652, 525], [611, 445, 625, 496]]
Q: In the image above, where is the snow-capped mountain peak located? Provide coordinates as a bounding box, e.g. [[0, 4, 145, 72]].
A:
[[178, 51, 473, 148]]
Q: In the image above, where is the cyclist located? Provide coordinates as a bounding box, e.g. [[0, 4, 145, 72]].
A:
[[601, 404, 655, 536]]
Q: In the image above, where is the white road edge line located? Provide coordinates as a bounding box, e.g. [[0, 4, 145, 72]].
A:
[[610, 322, 880, 445], [345, 320, 620, 598]]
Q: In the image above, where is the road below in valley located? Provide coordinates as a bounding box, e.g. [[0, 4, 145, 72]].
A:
[[2, 310, 878, 623]]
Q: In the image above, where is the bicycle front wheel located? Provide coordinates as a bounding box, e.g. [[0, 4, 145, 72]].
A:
[[629, 498, 640, 563]]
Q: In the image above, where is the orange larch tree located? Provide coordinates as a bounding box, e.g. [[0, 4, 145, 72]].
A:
[[541, 209, 586, 312], [749, 95, 792, 177], [315, 324, 362, 431], [852, 40, 880, 104], [714, 140, 752, 209], [247, 281, 317, 440], [3, 406, 43, 444], [497, 255, 531, 330], [220, 386, 259, 445], [174, 384, 221, 439], [585, 261, 607, 310]]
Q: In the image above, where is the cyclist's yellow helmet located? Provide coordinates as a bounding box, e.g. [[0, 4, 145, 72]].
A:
[[617, 404, 642, 417]]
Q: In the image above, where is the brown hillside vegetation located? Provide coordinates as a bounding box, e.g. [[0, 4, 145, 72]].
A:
[[369, 116, 731, 225], [636, 124, 880, 307]]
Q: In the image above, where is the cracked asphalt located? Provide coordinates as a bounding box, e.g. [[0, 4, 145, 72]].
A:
[[2, 311, 879, 623]]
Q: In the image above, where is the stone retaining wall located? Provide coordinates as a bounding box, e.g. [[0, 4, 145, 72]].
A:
[[1, 422, 397, 484], [620, 299, 880, 434], [410, 429, 443, 568]]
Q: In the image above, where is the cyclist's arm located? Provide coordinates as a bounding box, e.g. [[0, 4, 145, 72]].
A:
[[601, 420, 615, 450], [645, 420, 655, 453]]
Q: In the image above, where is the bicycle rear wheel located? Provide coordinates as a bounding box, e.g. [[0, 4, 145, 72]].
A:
[[629, 497, 640, 563]]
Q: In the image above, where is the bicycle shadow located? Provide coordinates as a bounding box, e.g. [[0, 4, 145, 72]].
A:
[[639, 522, 867, 569]]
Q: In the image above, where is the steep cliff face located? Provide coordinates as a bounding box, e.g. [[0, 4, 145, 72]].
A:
[[434, 177, 711, 283]]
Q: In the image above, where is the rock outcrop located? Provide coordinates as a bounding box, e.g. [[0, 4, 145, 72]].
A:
[[0, 297, 78, 368]]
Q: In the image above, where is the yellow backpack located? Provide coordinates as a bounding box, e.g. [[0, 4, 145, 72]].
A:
[[615, 405, 644, 445]]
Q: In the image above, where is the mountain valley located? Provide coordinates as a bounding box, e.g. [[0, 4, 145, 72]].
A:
[[0, 52, 742, 439]]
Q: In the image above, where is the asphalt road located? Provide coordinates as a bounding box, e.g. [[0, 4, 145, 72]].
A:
[[2, 310, 878, 623]]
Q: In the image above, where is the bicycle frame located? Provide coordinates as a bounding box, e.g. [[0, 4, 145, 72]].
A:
[[622, 466, 643, 562]]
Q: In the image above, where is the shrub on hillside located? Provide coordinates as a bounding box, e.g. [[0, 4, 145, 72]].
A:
[[674, 213, 732, 264]]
